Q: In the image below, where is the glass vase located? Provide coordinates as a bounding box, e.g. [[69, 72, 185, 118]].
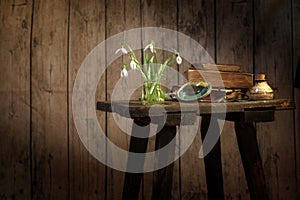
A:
[[141, 80, 164, 105]]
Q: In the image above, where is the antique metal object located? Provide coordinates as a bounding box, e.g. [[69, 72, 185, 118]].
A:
[[249, 74, 274, 100]]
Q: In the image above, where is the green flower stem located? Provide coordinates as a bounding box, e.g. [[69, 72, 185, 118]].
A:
[[119, 41, 181, 104]]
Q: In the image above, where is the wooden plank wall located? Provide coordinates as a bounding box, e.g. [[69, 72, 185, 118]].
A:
[[0, 1, 32, 199], [217, 1, 253, 199], [0, 0, 299, 199], [69, 0, 106, 199], [31, 1, 69, 199], [255, 1, 297, 199], [178, 1, 214, 199], [293, 0, 300, 198]]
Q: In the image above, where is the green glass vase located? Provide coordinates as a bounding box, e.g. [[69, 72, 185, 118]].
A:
[[141, 80, 164, 105]]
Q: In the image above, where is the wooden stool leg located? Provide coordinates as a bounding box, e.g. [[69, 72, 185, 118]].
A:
[[152, 126, 177, 200], [235, 121, 269, 200], [122, 120, 150, 200], [201, 116, 224, 200]]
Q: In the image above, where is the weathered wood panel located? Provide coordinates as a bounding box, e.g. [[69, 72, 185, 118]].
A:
[[123, 1, 143, 199], [141, 1, 162, 199], [106, 0, 140, 198], [0, 1, 299, 199], [293, 0, 300, 198], [0, 0, 32, 199], [142, 0, 179, 199], [178, 0, 214, 199], [161, 1, 180, 199], [69, 0, 106, 199], [31, 0, 69, 199], [216, 0, 253, 199], [254, 0, 297, 199]]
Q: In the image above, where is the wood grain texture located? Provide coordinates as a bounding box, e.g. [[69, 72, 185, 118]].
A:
[[254, 0, 297, 199], [97, 99, 294, 117], [122, 120, 150, 200], [0, 1, 299, 199], [187, 69, 253, 88], [152, 126, 176, 200], [216, 0, 253, 199], [123, 2, 143, 198], [141, 1, 163, 198], [106, 0, 140, 199], [200, 116, 224, 200], [235, 121, 268, 200], [201, 64, 242, 72], [293, 0, 300, 198], [142, 0, 179, 199], [106, 3, 127, 200], [31, 0, 69, 199], [69, 0, 106, 199], [178, 1, 214, 198], [0, 0, 32, 199], [178, 0, 215, 78]]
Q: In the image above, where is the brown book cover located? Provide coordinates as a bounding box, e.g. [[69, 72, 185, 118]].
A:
[[187, 69, 253, 89], [193, 63, 242, 72]]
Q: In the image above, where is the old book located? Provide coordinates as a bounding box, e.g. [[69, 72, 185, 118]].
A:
[[192, 63, 241, 72], [187, 69, 253, 89]]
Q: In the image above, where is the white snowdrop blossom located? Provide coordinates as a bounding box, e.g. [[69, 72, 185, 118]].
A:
[[116, 41, 183, 104], [121, 67, 128, 78], [176, 55, 182, 64], [116, 41, 182, 87], [115, 47, 128, 55], [130, 60, 137, 70], [144, 43, 154, 53]]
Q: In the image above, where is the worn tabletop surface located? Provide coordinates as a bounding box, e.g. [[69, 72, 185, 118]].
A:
[[96, 99, 294, 118]]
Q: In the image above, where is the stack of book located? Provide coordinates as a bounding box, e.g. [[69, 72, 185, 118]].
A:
[[186, 64, 254, 101]]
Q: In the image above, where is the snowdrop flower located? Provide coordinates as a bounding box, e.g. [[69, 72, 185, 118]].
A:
[[121, 66, 128, 78], [176, 55, 182, 64], [115, 47, 128, 55], [130, 60, 137, 70], [144, 42, 154, 53]]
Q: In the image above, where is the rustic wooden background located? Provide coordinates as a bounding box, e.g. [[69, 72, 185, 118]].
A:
[[0, 0, 299, 199]]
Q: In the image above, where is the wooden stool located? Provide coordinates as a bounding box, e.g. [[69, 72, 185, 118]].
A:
[[97, 99, 294, 200]]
